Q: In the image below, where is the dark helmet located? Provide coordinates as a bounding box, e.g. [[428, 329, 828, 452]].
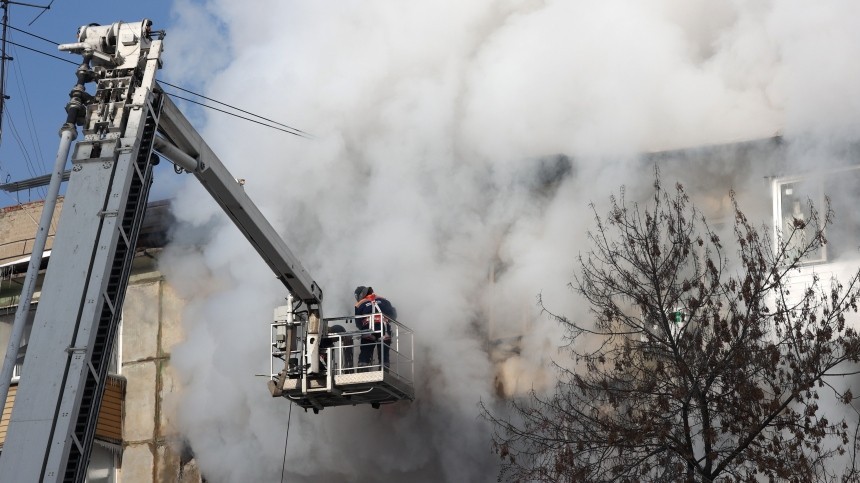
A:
[[354, 285, 371, 301]]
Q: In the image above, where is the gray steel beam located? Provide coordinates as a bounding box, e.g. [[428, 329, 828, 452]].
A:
[[1, 18, 326, 482], [157, 94, 323, 305], [0, 127, 75, 450], [0, 170, 71, 192], [0, 24, 163, 482]]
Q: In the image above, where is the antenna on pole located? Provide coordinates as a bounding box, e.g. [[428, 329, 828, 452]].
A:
[[0, 0, 50, 146]]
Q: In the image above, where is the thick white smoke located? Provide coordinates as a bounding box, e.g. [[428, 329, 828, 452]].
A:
[[157, 1, 860, 481]]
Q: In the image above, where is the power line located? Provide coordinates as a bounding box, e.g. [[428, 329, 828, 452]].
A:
[[26, 0, 52, 26], [0, 1, 51, 149], [162, 91, 311, 139], [160, 80, 312, 138], [280, 403, 292, 483], [5, 38, 73, 64], [6, 22, 57, 45], [4, 107, 47, 198], [5, 108, 39, 178], [4, 27, 313, 138], [9, 39, 48, 173]]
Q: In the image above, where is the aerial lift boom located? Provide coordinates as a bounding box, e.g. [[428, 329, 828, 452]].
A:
[[0, 21, 167, 482], [0, 19, 412, 482], [0, 20, 414, 481]]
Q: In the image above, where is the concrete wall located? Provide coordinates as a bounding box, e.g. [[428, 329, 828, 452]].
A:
[[120, 265, 201, 483], [0, 197, 200, 482], [0, 198, 62, 265]]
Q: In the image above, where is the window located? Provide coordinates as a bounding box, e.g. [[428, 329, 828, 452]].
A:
[[0, 307, 121, 381], [773, 167, 860, 264], [0, 305, 35, 380], [821, 168, 860, 261], [775, 178, 825, 263], [85, 444, 117, 483]]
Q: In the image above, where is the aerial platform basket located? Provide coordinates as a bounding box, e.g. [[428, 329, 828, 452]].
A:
[[269, 306, 414, 412]]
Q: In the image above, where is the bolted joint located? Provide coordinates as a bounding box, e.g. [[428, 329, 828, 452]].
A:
[[65, 86, 93, 127], [64, 100, 86, 127], [58, 123, 78, 140], [72, 52, 96, 86], [74, 66, 96, 85], [75, 66, 96, 85]]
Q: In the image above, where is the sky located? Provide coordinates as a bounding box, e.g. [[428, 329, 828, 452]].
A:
[[5, 1, 860, 482]]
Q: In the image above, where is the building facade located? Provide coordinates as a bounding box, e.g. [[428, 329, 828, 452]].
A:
[[1, 136, 858, 480], [0, 199, 202, 482]]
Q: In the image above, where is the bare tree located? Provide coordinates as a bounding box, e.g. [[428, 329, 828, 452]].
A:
[[484, 173, 860, 482]]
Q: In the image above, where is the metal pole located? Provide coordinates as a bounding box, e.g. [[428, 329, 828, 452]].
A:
[[0, 124, 75, 410], [153, 135, 199, 172]]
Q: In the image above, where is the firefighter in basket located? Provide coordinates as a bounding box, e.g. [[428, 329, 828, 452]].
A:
[[354, 286, 396, 369]]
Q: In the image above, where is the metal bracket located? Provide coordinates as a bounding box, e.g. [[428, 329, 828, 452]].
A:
[[87, 360, 99, 382], [98, 210, 119, 218], [117, 224, 131, 248], [102, 289, 116, 315], [70, 433, 84, 455]]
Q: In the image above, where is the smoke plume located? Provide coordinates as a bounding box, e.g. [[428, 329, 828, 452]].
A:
[[157, 1, 860, 481]]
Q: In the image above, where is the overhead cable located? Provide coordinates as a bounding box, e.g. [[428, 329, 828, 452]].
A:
[[3, 108, 47, 197], [160, 80, 312, 138], [162, 91, 311, 139], [6, 22, 54, 44], [5, 38, 73, 64], [9, 40, 48, 174], [26, 0, 53, 26], [280, 403, 293, 483], [5, 27, 312, 138], [4, 110, 36, 176]]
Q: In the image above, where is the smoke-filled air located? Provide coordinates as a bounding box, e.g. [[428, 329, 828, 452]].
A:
[[155, 1, 860, 481]]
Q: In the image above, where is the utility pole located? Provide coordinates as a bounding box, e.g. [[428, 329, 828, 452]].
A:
[[0, 0, 11, 144], [0, 0, 50, 144]]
